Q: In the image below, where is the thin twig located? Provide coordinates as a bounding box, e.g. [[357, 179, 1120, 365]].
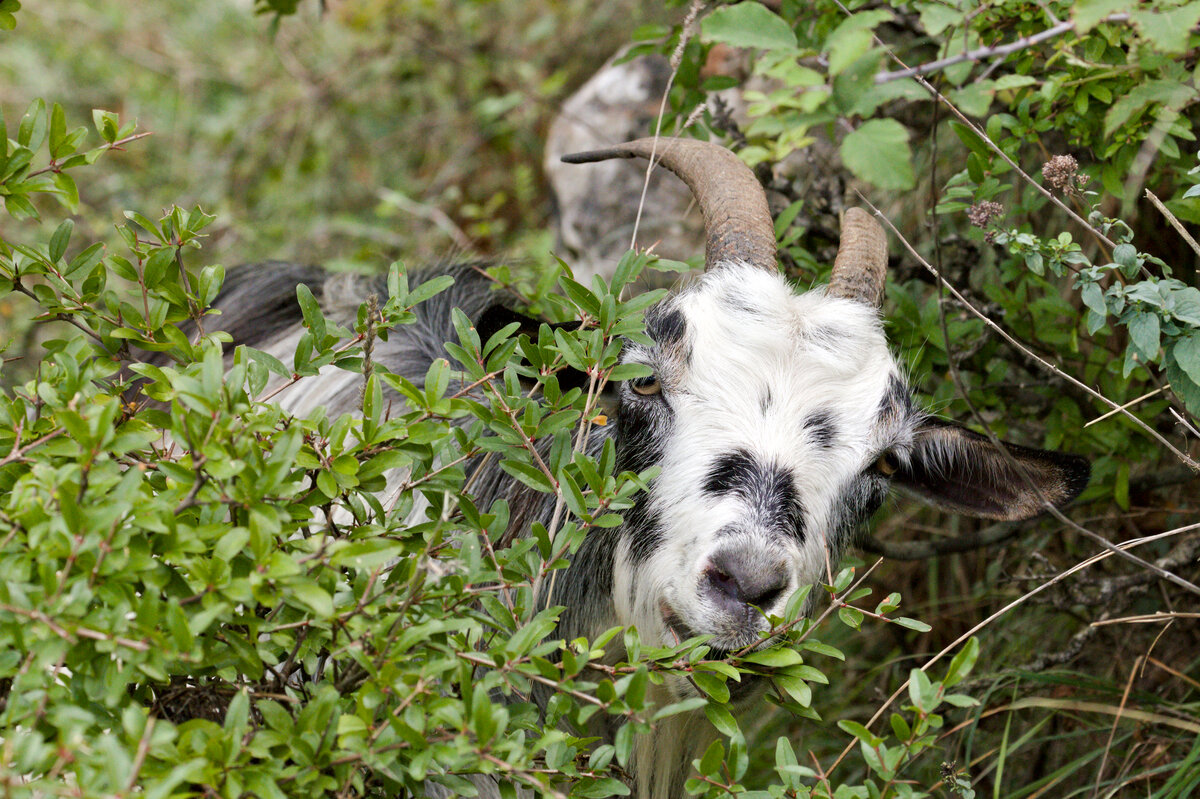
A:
[[0, 427, 66, 467], [1170, 407, 1200, 440], [1084, 385, 1167, 428], [860, 197, 1199, 473], [24, 132, 153, 179], [1091, 612, 1200, 626], [124, 716, 157, 793], [874, 16, 1129, 84], [1144, 189, 1200, 259], [629, 0, 704, 251], [1091, 655, 1141, 798]]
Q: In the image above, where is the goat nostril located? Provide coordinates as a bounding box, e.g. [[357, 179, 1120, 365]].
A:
[[703, 558, 789, 612], [707, 568, 740, 600]]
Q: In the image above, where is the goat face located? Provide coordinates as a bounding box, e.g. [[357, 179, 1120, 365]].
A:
[[563, 140, 1089, 698], [613, 265, 899, 661]]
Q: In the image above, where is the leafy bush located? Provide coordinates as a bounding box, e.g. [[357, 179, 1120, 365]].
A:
[[0, 97, 982, 798], [3, 1, 1200, 797]]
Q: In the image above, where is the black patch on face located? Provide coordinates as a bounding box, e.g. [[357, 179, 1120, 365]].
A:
[[803, 410, 837, 449], [615, 396, 667, 474], [703, 450, 757, 496], [614, 380, 674, 565], [760, 388, 772, 414], [645, 306, 687, 348], [622, 494, 664, 566], [879, 374, 912, 421], [703, 449, 805, 542], [829, 477, 890, 552]]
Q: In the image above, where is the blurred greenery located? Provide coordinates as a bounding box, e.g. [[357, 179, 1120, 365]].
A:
[[0, 0, 664, 269]]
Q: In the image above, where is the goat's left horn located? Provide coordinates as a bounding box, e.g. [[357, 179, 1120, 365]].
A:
[[828, 207, 888, 308], [561, 137, 776, 273]]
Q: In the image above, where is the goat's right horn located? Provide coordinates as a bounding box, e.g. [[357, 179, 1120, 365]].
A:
[[828, 207, 888, 308], [561, 137, 776, 273]]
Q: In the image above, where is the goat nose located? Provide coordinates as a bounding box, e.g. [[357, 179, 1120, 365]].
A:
[[703, 548, 790, 614]]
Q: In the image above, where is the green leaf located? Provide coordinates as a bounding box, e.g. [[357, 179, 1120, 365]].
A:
[[1024, 251, 1044, 276], [1166, 356, 1200, 418], [48, 102, 66, 158], [1080, 282, 1107, 318], [742, 648, 803, 668], [918, 2, 960, 35], [48, 219, 73, 263], [499, 460, 555, 493], [571, 777, 630, 797], [406, 273, 455, 307], [704, 703, 739, 737], [800, 640, 845, 660], [775, 674, 812, 707], [1113, 243, 1138, 271], [893, 616, 932, 632], [1073, 0, 1127, 32], [908, 668, 939, 714], [1171, 287, 1200, 325], [691, 671, 730, 703], [1131, 5, 1200, 54], [652, 697, 708, 721], [1104, 80, 1192, 138], [64, 242, 105, 278], [1127, 311, 1160, 362], [93, 109, 119, 143], [826, 10, 891, 75], [838, 606, 864, 629], [296, 283, 326, 340], [700, 3, 796, 50], [1173, 332, 1200, 386], [17, 98, 46, 148], [840, 119, 914, 191], [4, 192, 38, 220], [289, 580, 334, 618], [698, 738, 725, 775], [837, 719, 883, 747], [505, 607, 561, 657], [52, 171, 79, 211], [943, 637, 979, 687]]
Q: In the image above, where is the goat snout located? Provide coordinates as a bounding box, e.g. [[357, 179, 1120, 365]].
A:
[[702, 547, 791, 617]]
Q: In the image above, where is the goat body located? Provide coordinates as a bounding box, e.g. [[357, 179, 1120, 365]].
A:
[[204, 139, 1089, 798]]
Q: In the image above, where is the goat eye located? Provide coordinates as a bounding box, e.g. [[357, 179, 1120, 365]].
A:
[[630, 375, 662, 396], [874, 450, 900, 477]]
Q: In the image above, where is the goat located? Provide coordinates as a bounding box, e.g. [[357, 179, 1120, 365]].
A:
[[203, 138, 1089, 798]]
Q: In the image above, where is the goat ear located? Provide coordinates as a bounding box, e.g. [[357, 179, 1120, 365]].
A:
[[894, 419, 1090, 521]]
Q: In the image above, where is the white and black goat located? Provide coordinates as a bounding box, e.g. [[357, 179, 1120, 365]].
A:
[[206, 138, 1089, 798]]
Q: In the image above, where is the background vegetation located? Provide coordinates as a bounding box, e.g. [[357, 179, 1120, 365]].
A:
[[1, 0, 1198, 797]]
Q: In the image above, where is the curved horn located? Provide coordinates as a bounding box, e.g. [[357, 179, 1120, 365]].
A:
[[828, 207, 888, 307], [561, 137, 776, 272]]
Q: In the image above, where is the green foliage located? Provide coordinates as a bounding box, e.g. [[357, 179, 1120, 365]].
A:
[[0, 0, 662, 275], [0, 101, 973, 796], [4, 0, 1200, 797]]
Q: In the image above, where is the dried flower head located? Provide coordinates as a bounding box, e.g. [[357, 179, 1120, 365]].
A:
[[1043, 154, 1088, 194], [967, 200, 1004, 229]]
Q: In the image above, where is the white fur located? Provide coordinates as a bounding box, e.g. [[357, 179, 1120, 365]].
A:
[[618, 264, 908, 683]]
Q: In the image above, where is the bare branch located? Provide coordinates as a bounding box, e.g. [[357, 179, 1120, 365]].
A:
[[874, 19, 1120, 84]]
